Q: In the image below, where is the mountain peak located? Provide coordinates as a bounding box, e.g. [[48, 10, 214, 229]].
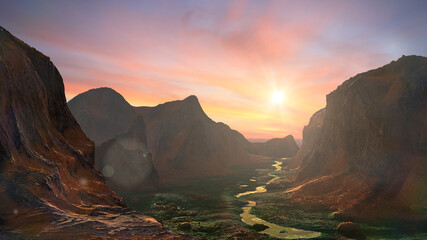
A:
[[83, 87, 123, 97], [181, 95, 208, 117], [180, 95, 204, 112], [183, 95, 199, 104], [69, 87, 130, 106], [392, 55, 427, 69], [397, 54, 423, 61], [329, 55, 427, 100], [68, 87, 135, 144]]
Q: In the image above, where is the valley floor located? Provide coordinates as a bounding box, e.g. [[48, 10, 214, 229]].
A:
[[123, 159, 427, 240]]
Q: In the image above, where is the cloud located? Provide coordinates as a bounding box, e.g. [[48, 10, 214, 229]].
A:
[[1, 0, 427, 140]]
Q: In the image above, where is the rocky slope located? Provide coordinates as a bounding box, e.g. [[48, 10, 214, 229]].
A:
[[69, 89, 280, 185], [134, 95, 264, 180], [69, 88, 159, 192], [249, 135, 299, 158], [287, 109, 325, 169], [288, 56, 427, 221], [68, 87, 136, 145], [96, 115, 160, 192], [0, 26, 194, 239]]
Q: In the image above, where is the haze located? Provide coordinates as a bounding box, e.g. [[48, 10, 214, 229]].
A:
[[1, 0, 427, 140]]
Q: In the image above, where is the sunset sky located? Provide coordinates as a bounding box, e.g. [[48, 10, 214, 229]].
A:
[[1, 0, 427, 141]]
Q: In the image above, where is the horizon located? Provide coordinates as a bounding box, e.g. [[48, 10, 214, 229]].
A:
[[67, 86, 304, 143], [1, 2, 426, 239], [1, 0, 427, 140]]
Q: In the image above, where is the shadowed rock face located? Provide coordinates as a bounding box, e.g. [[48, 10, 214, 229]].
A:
[[289, 56, 427, 221], [249, 135, 299, 158], [69, 88, 159, 192], [68, 87, 136, 145], [70, 90, 272, 184], [96, 116, 160, 191], [287, 109, 325, 169], [136, 95, 264, 180], [0, 27, 194, 239]]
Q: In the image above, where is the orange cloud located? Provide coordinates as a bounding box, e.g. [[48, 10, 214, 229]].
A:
[[4, 1, 403, 141]]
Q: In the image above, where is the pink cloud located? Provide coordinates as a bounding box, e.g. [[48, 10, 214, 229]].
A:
[[2, 1, 404, 140]]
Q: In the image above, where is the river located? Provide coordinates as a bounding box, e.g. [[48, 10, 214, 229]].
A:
[[235, 160, 321, 239]]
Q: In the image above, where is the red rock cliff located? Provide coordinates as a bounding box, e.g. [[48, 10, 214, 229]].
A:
[[289, 56, 427, 221], [0, 26, 194, 239]]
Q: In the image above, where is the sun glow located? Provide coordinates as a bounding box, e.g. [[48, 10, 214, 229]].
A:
[[271, 91, 284, 104]]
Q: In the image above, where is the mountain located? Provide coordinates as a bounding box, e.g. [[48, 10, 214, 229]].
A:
[[0, 26, 194, 239], [287, 109, 325, 169], [134, 95, 264, 180], [69, 90, 284, 185], [289, 56, 427, 221], [68, 87, 136, 145], [249, 135, 299, 158], [96, 115, 160, 192], [69, 88, 159, 191]]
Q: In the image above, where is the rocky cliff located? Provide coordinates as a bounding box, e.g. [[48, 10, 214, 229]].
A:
[[96, 115, 160, 192], [69, 90, 272, 184], [250, 135, 299, 158], [289, 56, 427, 221], [136, 95, 264, 180], [69, 88, 159, 192], [0, 26, 194, 239], [68, 87, 136, 145], [287, 109, 325, 169]]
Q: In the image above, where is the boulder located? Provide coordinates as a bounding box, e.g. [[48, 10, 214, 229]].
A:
[[178, 222, 192, 230]]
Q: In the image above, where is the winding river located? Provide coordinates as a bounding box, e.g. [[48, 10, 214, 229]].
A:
[[235, 160, 321, 239]]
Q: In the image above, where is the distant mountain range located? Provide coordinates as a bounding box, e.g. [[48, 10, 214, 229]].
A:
[[289, 55, 427, 222], [250, 135, 299, 158], [68, 88, 299, 190]]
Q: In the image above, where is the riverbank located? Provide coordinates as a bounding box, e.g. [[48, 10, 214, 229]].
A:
[[122, 162, 276, 239], [250, 160, 427, 240], [120, 158, 427, 239], [236, 160, 321, 239]]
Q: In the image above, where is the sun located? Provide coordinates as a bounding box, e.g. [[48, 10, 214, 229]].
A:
[[271, 91, 284, 104]]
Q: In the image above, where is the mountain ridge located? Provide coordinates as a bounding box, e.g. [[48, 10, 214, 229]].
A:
[[0, 26, 195, 239], [288, 55, 427, 221], [69, 87, 299, 186]]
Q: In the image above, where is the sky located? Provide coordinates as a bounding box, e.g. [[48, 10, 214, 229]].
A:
[[1, 0, 427, 141]]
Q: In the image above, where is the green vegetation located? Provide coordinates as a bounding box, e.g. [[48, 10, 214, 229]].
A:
[[122, 163, 275, 239], [122, 160, 427, 240], [245, 162, 427, 240]]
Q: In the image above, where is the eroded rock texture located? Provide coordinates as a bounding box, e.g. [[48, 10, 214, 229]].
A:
[[0, 26, 194, 239], [289, 56, 427, 221]]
